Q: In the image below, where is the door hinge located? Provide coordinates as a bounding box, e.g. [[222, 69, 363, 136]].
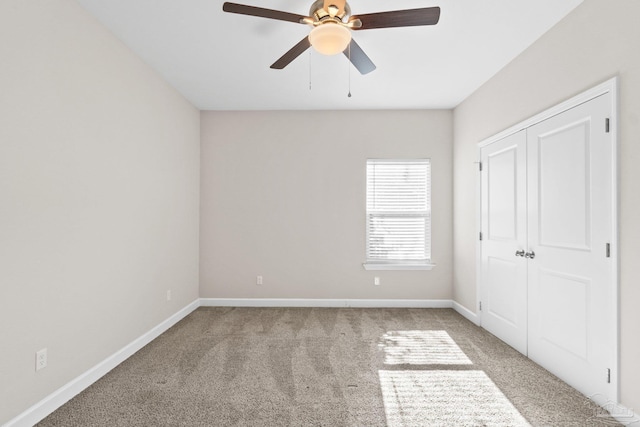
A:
[[605, 118, 610, 133], [606, 243, 611, 258], [479, 301, 482, 311], [607, 368, 611, 384], [478, 162, 483, 171], [479, 232, 483, 241]]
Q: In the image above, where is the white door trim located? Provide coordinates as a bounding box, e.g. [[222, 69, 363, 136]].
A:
[[476, 77, 618, 402], [478, 77, 618, 148]]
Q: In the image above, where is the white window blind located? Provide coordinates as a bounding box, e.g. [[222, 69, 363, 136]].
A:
[[366, 159, 431, 265]]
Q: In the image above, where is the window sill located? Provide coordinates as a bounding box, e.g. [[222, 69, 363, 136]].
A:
[[362, 263, 436, 271]]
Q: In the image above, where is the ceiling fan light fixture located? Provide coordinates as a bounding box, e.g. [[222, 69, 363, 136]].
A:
[[309, 23, 351, 55]]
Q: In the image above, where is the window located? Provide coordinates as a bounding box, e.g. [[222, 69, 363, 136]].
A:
[[364, 159, 433, 270]]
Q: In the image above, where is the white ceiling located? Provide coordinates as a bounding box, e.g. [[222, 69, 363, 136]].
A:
[[75, 0, 583, 111]]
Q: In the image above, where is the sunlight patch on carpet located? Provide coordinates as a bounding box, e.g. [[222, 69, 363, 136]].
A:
[[379, 370, 530, 427], [380, 330, 473, 365]]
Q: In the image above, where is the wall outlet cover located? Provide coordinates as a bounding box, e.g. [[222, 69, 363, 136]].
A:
[[36, 348, 47, 371]]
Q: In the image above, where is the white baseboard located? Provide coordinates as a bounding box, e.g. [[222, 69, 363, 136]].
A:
[[7, 296, 635, 427], [452, 301, 479, 325], [5, 299, 200, 427], [199, 298, 454, 308], [611, 403, 640, 426]]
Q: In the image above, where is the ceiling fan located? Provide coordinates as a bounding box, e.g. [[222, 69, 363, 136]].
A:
[[222, 0, 440, 74]]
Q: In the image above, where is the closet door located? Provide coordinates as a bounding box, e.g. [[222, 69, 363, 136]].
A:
[[526, 93, 615, 402], [480, 130, 528, 355]]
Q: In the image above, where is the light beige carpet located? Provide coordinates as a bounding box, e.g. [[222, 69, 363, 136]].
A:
[[38, 307, 620, 426]]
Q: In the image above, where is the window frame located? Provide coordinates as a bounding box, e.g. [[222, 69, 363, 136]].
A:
[[363, 159, 435, 271]]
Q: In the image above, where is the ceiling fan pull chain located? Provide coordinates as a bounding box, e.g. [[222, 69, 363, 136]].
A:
[[309, 51, 312, 91], [347, 43, 352, 98]]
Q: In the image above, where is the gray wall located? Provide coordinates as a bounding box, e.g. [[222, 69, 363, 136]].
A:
[[0, 1, 200, 423], [200, 110, 453, 300], [453, 0, 640, 412]]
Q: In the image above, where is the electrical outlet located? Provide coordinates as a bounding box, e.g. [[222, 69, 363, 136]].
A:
[[256, 275, 263, 285], [36, 348, 47, 371], [374, 277, 380, 286], [166, 290, 171, 301]]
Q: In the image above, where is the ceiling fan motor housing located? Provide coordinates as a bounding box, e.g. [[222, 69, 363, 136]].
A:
[[310, 0, 351, 22]]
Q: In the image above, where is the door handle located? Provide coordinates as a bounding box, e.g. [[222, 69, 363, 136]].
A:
[[515, 250, 525, 257], [525, 251, 536, 259]]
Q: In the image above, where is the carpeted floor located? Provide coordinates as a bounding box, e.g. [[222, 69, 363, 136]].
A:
[[38, 307, 620, 426]]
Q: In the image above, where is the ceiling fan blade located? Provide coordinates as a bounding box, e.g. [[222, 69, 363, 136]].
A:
[[271, 37, 311, 69], [343, 39, 376, 75], [222, 2, 308, 24], [350, 7, 440, 30]]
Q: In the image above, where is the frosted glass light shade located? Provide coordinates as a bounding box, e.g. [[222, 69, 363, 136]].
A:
[[309, 24, 352, 56]]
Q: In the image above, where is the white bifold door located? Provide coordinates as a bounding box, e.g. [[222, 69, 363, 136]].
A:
[[480, 92, 616, 403], [480, 130, 528, 355]]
